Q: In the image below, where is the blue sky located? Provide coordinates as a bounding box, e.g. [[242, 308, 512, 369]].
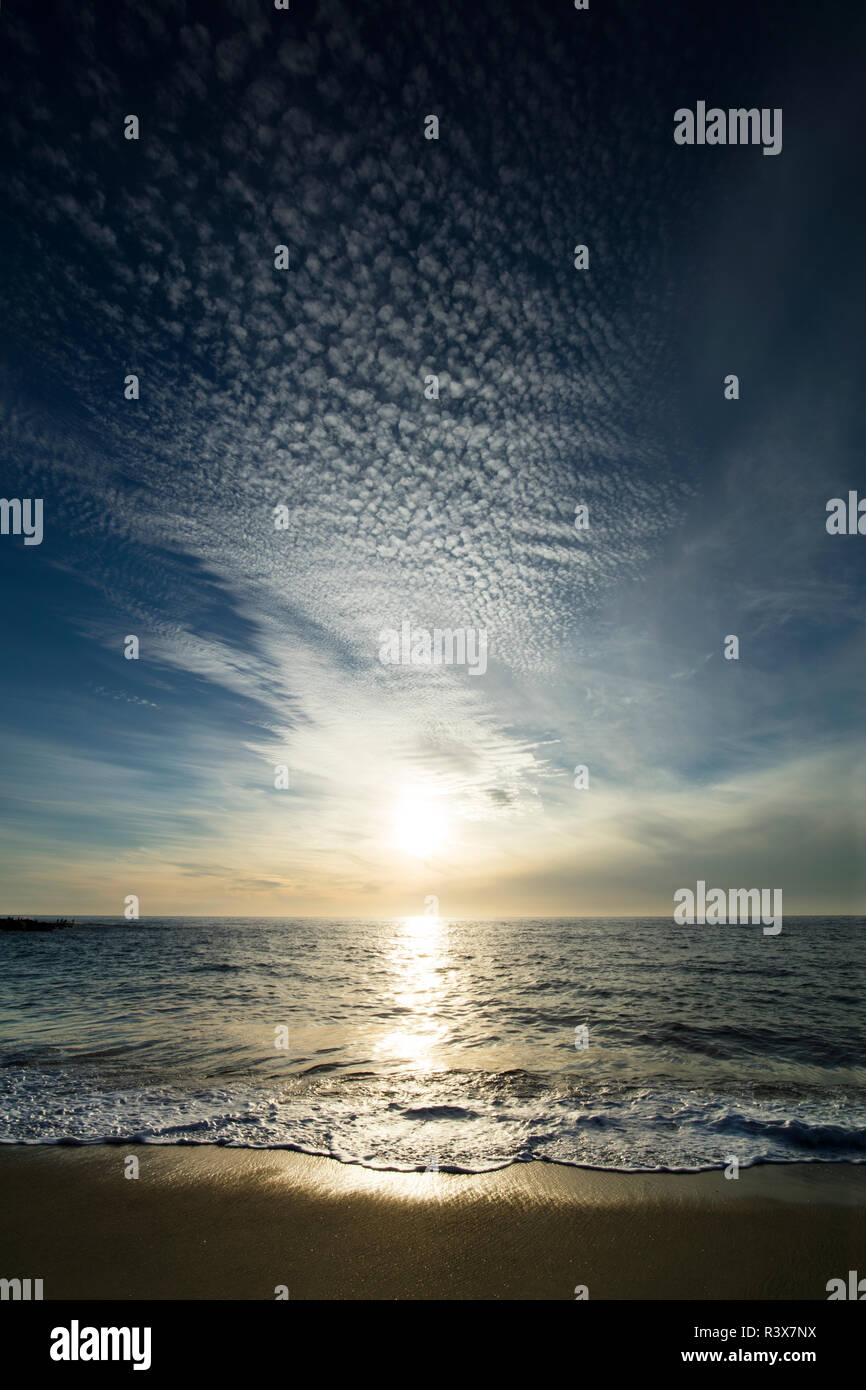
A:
[[0, 0, 864, 916]]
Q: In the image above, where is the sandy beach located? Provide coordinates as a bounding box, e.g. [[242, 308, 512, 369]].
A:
[[0, 1147, 863, 1300]]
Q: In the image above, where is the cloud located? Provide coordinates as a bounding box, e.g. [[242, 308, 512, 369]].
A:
[[0, 0, 863, 914]]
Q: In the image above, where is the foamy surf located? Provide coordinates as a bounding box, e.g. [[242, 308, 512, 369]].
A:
[[1, 1065, 864, 1173], [2, 915, 864, 1172]]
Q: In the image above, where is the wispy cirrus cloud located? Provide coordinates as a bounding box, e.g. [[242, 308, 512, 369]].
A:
[[0, 0, 863, 914]]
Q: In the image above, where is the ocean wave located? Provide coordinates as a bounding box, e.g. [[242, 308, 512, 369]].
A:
[[1, 1065, 864, 1174]]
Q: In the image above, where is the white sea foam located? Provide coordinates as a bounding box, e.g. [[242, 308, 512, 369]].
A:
[[1, 1065, 863, 1173], [2, 916, 864, 1170]]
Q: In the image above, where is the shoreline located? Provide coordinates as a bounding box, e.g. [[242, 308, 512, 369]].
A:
[[3, 1140, 866, 1179], [1, 1147, 863, 1300]]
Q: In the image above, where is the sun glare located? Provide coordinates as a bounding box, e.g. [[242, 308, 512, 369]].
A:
[[390, 791, 448, 859], [403, 913, 441, 934]]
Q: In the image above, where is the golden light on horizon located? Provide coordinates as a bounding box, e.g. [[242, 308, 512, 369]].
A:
[[402, 913, 441, 934]]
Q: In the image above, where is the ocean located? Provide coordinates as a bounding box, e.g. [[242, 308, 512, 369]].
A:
[[1, 915, 863, 1172]]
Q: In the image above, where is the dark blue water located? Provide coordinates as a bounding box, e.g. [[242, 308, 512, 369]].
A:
[[0, 915, 863, 1171]]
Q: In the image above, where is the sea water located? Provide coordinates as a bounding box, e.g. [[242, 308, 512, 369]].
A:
[[0, 915, 863, 1172]]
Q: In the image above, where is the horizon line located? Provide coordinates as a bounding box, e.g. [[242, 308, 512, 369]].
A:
[[3, 912, 862, 923]]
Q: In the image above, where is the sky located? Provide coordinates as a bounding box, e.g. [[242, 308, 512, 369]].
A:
[[0, 0, 864, 918]]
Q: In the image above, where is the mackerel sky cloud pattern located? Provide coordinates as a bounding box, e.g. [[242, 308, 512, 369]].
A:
[[0, 0, 863, 916]]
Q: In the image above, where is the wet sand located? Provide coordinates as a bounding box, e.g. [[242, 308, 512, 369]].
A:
[[0, 1146, 863, 1300]]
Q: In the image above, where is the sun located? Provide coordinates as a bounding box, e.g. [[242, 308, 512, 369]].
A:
[[390, 790, 448, 859]]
